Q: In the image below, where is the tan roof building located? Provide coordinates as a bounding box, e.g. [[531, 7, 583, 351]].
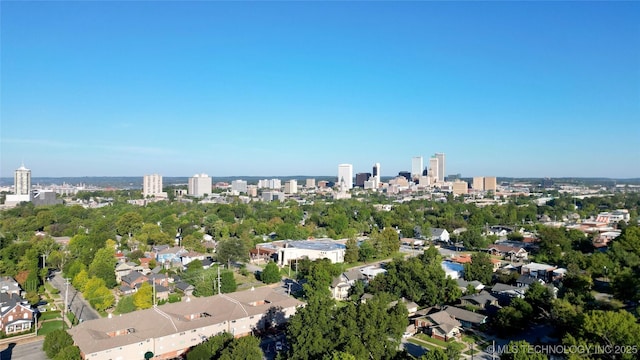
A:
[[68, 286, 304, 360]]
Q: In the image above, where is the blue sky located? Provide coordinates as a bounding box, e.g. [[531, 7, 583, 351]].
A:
[[1, 1, 639, 178]]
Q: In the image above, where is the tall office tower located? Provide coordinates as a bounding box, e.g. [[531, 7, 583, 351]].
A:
[[14, 163, 31, 196], [411, 156, 423, 179], [429, 157, 439, 183], [306, 178, 316, 188], [355, 172, 371, 187], [372, 163, 381, 183], [231, 180, 248, 193], [398, 171, 411, 182], [188, 173, 212, 197], [472, 177, 485, 191], [284, 180, 298, 194], [143, 174, 163, 197], [452, 180, 468, 195], [484, 176, 498, 192], [435, 153, 445, 183], [338, 164, 353, 189]]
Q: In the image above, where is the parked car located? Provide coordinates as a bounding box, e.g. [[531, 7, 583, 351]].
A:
[[275, 341, 283, 351]]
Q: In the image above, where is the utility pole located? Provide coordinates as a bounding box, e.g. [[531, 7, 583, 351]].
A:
[[217, 266, 221, 295], [64, 278, 70, 326], [153, 282, 156, 307]]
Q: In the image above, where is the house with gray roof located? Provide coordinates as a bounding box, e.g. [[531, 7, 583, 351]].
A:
[[0, 292, 33, 335], [460, 291, 498, 310], [443, 306, 488, 328]]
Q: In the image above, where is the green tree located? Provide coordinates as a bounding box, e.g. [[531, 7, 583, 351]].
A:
[[463, 252, 493, 285], [344, 237, 359, 263], [216, 237, 248, 268], [358, 241, 375, 262], [88, 246, 117, 288], [420, 348, 447, 360], [115, 212, 143, 237], [115, 295, 136, 314], [219, 336, 262, 360], [260, 261, 281, 284], [53, 345, 81, 360], [43, 329, 74, 358], [187, 332, 234, 360], [133, 282, 153, 309], [501, 340, 547, 360], [220, 270, 237, 293]]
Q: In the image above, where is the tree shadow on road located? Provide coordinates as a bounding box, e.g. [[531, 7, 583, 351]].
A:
[[0, 342, 16, 360]]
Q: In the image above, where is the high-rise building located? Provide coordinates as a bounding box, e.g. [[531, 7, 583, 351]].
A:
[[143, 174, 165, 198], [14, 163, 31, 196], [484, 177, 497, 192], [188, 173, 212, 197], [411, 156, 423, 179], [284, 180, 298, 194], [338, 164, 353, 189], [472, 177, 485, 191], [398, 171, 411, 182], [429, 157, 439, 183], [355, 173, 371, 187], [452, 180, 468, 195], [231, 180, 248, 193], [306, 179, 316, 188], [372, 163, 381, 183], [435, 153, 445, 183]]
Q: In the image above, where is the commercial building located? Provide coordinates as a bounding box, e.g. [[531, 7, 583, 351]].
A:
[[372, 163, 381, 183], [452, 180, 468, 196], [231, 180, 248, 194], [429, 157, 439, 184], [305, 178, 316, 188], [472, 177, 484, 191], [257, 179, 281, 189], [188, 174, 212, 197], [338, 164, 353, 190], [435, 153, 446, 183], [411, 156, 423, 179], [143, 174, 167, 198], [484, 177, 497, 192], [68, 287, 304, 360], [284, 180, 298, 194], [257, 239, 346, 266], [261, 191, 285, 202], [355, 173, 371, 187]]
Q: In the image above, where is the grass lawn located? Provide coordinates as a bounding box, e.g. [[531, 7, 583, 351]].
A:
[[407, 338, 438, 351], [39, 321, 65, 335], [415, 333, 451, 348], [44, 282, 61, 297], [39, 311, 61, 321]]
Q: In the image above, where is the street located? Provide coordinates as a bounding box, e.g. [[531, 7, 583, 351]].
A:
[[0, 339, 46, 360], [48, 272, 100, 322]]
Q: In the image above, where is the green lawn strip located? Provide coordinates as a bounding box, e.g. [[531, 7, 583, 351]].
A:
[[414, 333, 451, 347], [39, 320, 65, 335], [407, 338, 438, 351], [67, 312, 79, 325], [39, 311, 62, 321]]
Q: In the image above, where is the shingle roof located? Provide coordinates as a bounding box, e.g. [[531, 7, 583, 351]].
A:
[[68, 286, 303, 356], [443, 306, 487, 324]]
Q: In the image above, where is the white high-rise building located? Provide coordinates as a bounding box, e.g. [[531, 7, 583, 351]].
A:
[[284, 180, 298, 194], [231, 180, 248, 194], [14, 163, 31, 196], [143, 174, 166, 198], [5, 163, 32, 206], [429, 157, 439, 183], [188, 173, 212, 197], [306, 179, 316, 188], [435, 153, 446, 182], [337, 164, 353, 190], [373, 163, 381, 183], [411, 156, 423, 179]]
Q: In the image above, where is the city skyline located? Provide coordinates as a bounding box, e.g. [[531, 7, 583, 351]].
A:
[[2, 2, 639, 178]]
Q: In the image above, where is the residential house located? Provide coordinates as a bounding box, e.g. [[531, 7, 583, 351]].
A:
[[0, 277, 23, 296], [421, 310, 462, 341], [430, 228, 450, 243], [359, 265, 387, 280], [460, 291, 498, 310], [455, 279, 485, 294], [331, 268, 365, 300], [521, 263, 556, 282], [115, 262, 144, 283], [147, 273, 170, 287], [175, 281, 195, 296], [487, 244, 528, 261], [486, 226, 513, 237], [490, 283, 527, 305], [120, 271, 148, 289], [443, 306, 488, 328], [156, 246, 187, 265], [516, 275, 542, 287], [181, 251, 207, 266], [0, 293, 34, 335], [68, 286, 304, 360]]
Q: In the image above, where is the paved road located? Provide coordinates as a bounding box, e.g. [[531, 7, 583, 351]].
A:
[[0, 339, 46, 360], [49, 273, 100, 322]]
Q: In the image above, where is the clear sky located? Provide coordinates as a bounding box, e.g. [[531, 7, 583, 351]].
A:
[[1, 1, 639, 178]]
